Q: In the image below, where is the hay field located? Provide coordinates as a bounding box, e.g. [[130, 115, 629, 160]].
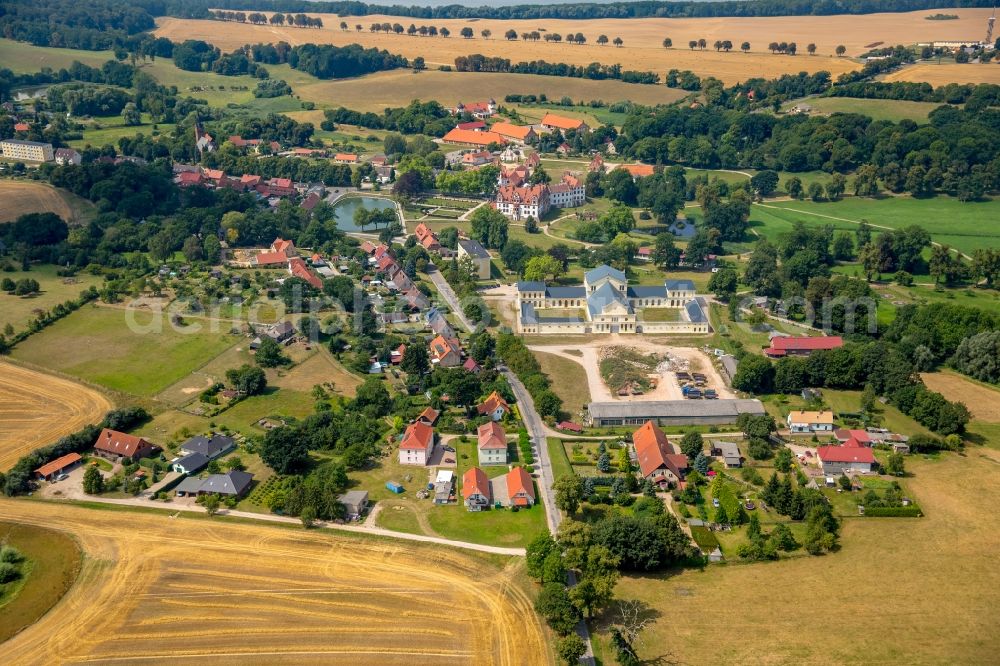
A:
[[155, 15, 863, 85], [0, 361, 113, 471], [0, 181, 94, 224], [0, 264, 104, 333], [293, 69, 686, 111], [0, 499, 548, 665], [921, 370, 1000, 422], [883, 61, 1000, 85], [0, 39, 112, 74], [594, 446, 1000, 663]]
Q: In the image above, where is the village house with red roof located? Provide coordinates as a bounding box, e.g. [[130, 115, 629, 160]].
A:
[[495, 183, 550, 221], [429, 335, 463, 367], [398, 421, 435, 466], [453, 99, 497, 118], [94, 429, 157, 462], [817, 440, 875, 475], [632, 421, 689, 487], [477, 391, 510, 421], [462, 467, 492, 511], [477, 421, 508, 465]]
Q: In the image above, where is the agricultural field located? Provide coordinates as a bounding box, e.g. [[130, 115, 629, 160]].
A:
[[780, 96, 946, 122], [0, 361, 113, 472], [0, 264, 104, 332], [290, 69, 685, 113], [752, 196, 1000, 257], [11, 304, 238, 397], [884, 61, 1000, 85], [0, 499, 548, 665], [0, 180, 95, 224], [592, 447, 1000, 664], [921, 370, 1000, 423], [154, 15, 861, 85], [0, 522, 82, 644], [0, 38, 112, 73]]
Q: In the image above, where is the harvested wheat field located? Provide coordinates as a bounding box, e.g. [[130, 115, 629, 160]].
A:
[[0, 500, 548, 665], [157, 16, 861, 85], [0, 181, 93, 224], [0, 361, 112, 471], [883, 61, 1000, 85], [921, 369, 1000, 422], [295, 69, 686, 111]]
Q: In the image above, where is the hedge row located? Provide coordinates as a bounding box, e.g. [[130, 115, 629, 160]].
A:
[[1, 406, 148, 496], [864, 505, 923, 518]]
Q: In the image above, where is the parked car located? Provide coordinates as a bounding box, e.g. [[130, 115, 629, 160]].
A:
[[443, 446, 455, 453], [56, 473, 69, 482]]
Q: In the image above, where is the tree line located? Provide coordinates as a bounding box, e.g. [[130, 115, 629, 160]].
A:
[[454, 54, 660, 85], [209, 10, 323, 28]]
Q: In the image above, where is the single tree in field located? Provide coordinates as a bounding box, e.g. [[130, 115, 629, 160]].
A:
[[407, 24, 417, 36], [393, 23, 404, 35], [481, 28, 491, 39], [714, 39, 723, 51], [461, 27, 474, 39], [722, 40, 733, 51], [440, 27, 450, 38], [575, 32, 586, 44], [807, 42, 817, 55], [663, 37, 672, 48], [597, 34, 609, 45], [688, 40, 698, 50], [768, 41, 779, 53], [339, 21, 347, 31], [505, 29, 518, 40], [698, 38, 707, 49], [613, 36, 623, 47], [788, 42, 797, 55], [355, 24, 362, 32], [741, 41, 751, 52], [836, 44, 847, 56]]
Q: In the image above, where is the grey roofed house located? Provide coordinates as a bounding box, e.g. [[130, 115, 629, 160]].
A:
[[587, 281, 632, 317], [587, 399, 766, 427], [711, 440, 743, 467], [457, 238, 490, 259], [585, 264, 626, 284], [338, 490, 369, 519], [172, 452, 209, 475], [175, 476, 205, 496], [198, 470, 254, 497], [180, 434, 236, 459]]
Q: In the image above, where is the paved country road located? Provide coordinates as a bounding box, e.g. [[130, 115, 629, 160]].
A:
[[427, 262, 477, 333]]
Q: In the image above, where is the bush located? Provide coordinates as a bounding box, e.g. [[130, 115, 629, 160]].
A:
[[864, 505, 923, 517], [0, 562, 20, 583], [0, 545, 23, 563]]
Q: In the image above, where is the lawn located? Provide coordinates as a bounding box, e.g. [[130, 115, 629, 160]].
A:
[[781, 96, 944, 122], [547, 438, 574, 482], [0, 522, 81, 644], [12, 304, 238, 397], [754, 196, 1000, 256], [67, 113, 176, 150], [531, 351, 592, 417], [0, 265, 104, 333]]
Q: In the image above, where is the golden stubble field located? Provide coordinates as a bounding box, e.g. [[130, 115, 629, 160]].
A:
[[0, 361, 113, 472], [921, 370, 1000, 422], [0, 500, 548, 665], [884, 60, 1000, 85], [0, 181, 93, 224]]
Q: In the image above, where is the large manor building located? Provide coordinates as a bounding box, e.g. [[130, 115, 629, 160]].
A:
[[516, 265, 710, 335]]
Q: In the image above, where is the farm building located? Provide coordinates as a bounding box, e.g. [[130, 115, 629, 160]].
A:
[[540, 113, 589, 133], [417, 407, 440, 426], [93, 429, 157, 461], [587, 399, 766, 427], [34, 453, 82, 481], [817, 441, 875, 475], [478, 391, 511, 421], [338, 490, 369, 520], [463, 467, 492, 511], [711, 440, 743, 468], [834, 429, 873, 446], [399, 421, 435, 466], [764, 336, 843, 357], [477, 421, 508, 465], [787, 410, 835, 433], [633, 421, 689, 487]]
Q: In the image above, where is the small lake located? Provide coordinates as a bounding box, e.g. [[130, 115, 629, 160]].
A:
[[332, 196, 399, 232]]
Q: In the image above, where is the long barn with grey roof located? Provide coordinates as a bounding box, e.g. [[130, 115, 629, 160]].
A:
[[586, 399, 765, 427], [516, 264, 709, 335]]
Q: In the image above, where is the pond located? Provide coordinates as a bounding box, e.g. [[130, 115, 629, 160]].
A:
[[332, 196, 399, 232]]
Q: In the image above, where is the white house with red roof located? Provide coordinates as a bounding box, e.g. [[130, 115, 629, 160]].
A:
[[462, 467, 491, 511], [501, 467, 535, 507], [477, 391, 510, 421], [453, 99, 497, 118], [548, 173, 585, 208], [495, 184, 550, 221], [399, 421, 435, 466], [817, 440, 875, 475], [477, 421, 508, 465]]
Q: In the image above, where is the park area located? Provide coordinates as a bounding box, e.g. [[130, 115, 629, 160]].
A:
[[0, 499, 548, 665]]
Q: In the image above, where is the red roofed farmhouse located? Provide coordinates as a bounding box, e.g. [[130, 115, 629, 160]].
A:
[[817, 443, 874, 475], [94, 428, 156, 461], [632, 420, 688, 487], [765, 336, 844, 357], [442, 128, 507, 147]]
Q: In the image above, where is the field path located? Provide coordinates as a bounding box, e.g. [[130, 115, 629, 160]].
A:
[[0, 360, 113, 471], [0, 499, 547, 665]]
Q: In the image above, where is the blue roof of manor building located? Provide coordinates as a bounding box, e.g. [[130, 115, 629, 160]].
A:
[[587, 281, 631, 318], [547, 286, 586, 298], [627, 285, 668, 298], [685, 299, 707, 323], [585, 265, 626, 284], [520, 301, 538, 325], [666, 279, 696, 292], [516, 281, 546, 292]]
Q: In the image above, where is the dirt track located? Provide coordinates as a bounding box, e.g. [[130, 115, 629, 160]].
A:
[[0, 361, 113, 471], [0, 499, 548, 665]]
